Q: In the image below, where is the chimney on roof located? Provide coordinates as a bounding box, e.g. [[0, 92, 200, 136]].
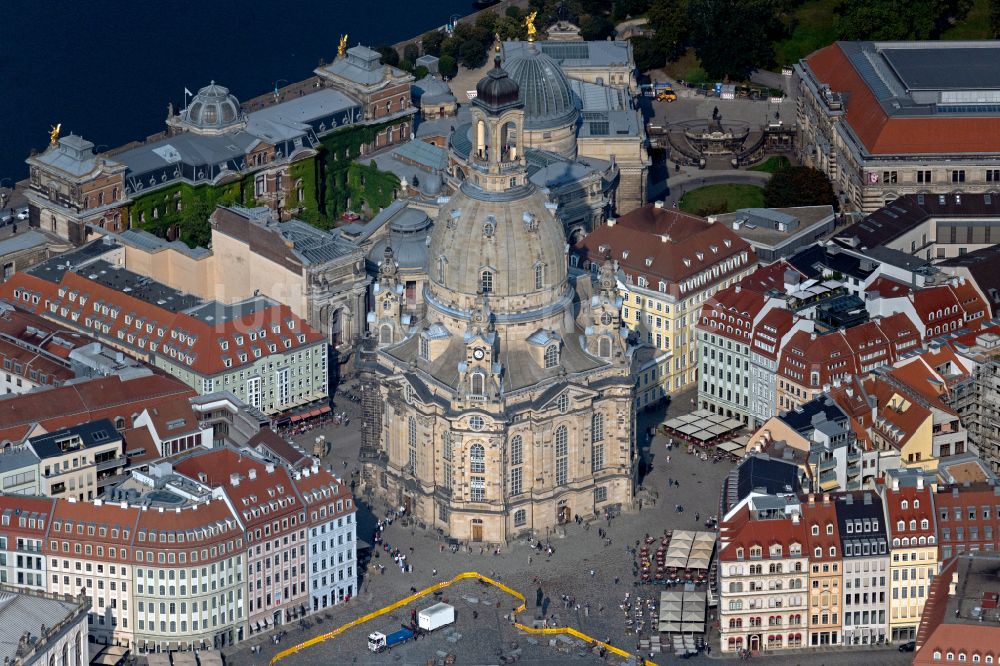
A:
[[175, 507, 181, 513], [94, 499, 102, 507], [654, 201, 664, 209], [294, 472, 302, 480], [265, 463, 275, 475], [157, 507, 164, 513], [822, 493, 830, 505], [863, 492, 871, 505], [949, 570, 959, 597], [791, 512, 800, 524], [120, 501, 128, 509], [230, 473, 241, 487], [606, 217, 616, 227], [892, 477, 899, 491], [735, 284, 742, 294], [808, 493, 815, 505], [248, 468, 257, 480], [917, 475, 924, 490], [845, 494, 854, 505], [312, 461, 319, 474], [846, 387, 854, 397], [660, 234, 668, 243], [810, 332, 816, 341]]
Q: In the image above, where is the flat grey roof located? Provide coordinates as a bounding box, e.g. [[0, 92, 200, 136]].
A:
[[882, 47, 1000, 91], [184, 296, 277, 324], [0, 230, 49, 256], [81, 259, 203, 312]]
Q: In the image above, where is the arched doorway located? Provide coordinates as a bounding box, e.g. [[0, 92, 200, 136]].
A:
[[471, 518, 483, 542], [557, 503, 571, 524], [330, 308, 342, 346], [749, 634, 760, 652]]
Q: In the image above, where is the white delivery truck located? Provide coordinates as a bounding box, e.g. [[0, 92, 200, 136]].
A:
[[418, 602, 455, 632]]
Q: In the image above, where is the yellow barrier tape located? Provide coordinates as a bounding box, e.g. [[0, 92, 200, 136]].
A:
[[268, 571, 657, 666]]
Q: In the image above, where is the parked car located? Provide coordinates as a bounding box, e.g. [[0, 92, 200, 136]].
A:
[[341, 211, 361, 222], [899, 641, 916, 652], [15, 207, 28, 220], [0, 211, 12, 226]]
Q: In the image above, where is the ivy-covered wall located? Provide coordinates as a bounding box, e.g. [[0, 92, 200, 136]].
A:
[[125, 116, 409, 243], [126, 177, 254, 248], [314, 117, 407, 226]]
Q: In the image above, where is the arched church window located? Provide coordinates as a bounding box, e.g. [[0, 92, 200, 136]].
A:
[[598, 336, 612, 358], [555, 426, 568, 484], [535, 263, 544, 289], [471, 371, 485, 396], [470, 444, 485, 473], [481, 270, 493, 294], [408, 416, 417, 448], [379, 324, 392, 344], [544, 344, 559, 369], [592, 413, 605, 442]]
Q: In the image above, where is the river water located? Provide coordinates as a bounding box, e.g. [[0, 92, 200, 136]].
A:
[[0, 0, 472, 182]]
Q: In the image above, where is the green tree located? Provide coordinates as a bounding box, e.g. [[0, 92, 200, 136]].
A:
[[459, 39, 489, 69], [422, 30, 446, 56], [400, 58, 415, 73], [763, 166, 837, 209], [376, 45, 400, 67], [688, 0, 782, 80], [438, 54, 458, 78], [413, 65, 429, 81], [579, 14, 615, 40], [992, 0, 1000, 36], [837, 0, 972, 40], [177, 198, 214, 248], [403, 43, 420, 63], [631, 36, 667, 72], [646, 0, 689, 62]]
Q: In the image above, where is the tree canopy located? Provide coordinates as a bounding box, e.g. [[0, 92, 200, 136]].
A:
[[763, 165, 838, 209], [687, 0, 783, 80], [836, 0, 973, 40]]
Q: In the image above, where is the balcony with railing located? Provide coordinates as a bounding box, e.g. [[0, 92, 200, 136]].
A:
[[95, 455, 127, 473]]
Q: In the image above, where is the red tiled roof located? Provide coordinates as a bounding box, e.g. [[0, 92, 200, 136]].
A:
[[0, 495, 55, 537], [1, 270, 324, 378], [696, 286, 766, 344], [719, 509, 807, 561], [806, 43, 1000, 155], [750, 307, 795, 360], [883, 485, 936, 539], [737, 261, 803, 296], [173, 448, 301, 530], [801, 498, 840, 561], [865, 276, 912, 299], [135, 497, 240, 552], [574, 206, 755, 298], [249, 429, 310, 468], [0, 373, 195, 444]]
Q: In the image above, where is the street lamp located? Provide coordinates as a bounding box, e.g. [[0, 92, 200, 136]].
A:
[[273, 79, 288, 103]]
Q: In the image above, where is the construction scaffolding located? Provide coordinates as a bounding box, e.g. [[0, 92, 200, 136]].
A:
[[970, 357, 1000, 475], [356, 336, 385, 492]]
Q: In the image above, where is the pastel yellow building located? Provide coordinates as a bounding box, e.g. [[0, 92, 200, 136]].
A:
[[574, 204, 755, 407]]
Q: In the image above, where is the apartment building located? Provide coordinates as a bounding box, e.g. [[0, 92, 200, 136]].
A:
[[27, 420, 125, 500], [574, 203, 756, 404], [0, 445, 40, 495], [131, 499, 246, 652], [934, 482, 1000, 560], [835, 491, 889, 646], [1, 251, 328, 415], [296, 463, 357, 611], [718, 505, 809, 654], [802, 494, 843, 646], [882, 470, 939, 642], [47, 499, 139, 648], [0, 496, 52, 591], [173, 449, 310, 634]]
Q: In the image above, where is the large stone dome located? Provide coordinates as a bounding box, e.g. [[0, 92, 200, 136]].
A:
[[426, 182, 568, 318], [503, 47, 579, 131], [178, 81, 245, 134]]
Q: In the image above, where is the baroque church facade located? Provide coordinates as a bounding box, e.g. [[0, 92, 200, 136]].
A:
[[360, 59, 637, 544]]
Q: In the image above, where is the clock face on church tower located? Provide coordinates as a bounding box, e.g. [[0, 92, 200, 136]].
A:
[[473, 348, 485, 360], [601, 312, 613, 325]]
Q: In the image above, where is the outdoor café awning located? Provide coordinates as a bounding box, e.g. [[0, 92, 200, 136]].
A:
[[171, 653, 198, 666], [198, 651, 224, 666], [661, 411, 744, 445], [716, 440, 744, 454], [145, 656, 170, 666]]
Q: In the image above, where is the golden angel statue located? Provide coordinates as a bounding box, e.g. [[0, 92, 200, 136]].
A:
[[49, 123, 62, 146], [525, 11, 537, 42], [338, 34, 349, 58]]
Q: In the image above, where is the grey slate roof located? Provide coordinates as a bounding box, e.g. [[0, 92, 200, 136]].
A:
[[392, 140, 449, 172], [276, 220, 356, 265], [116, 131, 258, 179], [118, 229, 211, 258], [318, 45, 407, 87], [0, 230, 50, 256], [246, 89, 361, 142], [412, 76, 456, 106], [502, 40, 633, 68], [0, 446, 39, 474], [0, 588, 83, 664], [27, 418, 120, 459], [32, 135, 100, 178]]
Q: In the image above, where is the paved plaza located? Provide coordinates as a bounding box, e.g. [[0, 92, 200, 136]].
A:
[[223, 388, 910, 665]]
